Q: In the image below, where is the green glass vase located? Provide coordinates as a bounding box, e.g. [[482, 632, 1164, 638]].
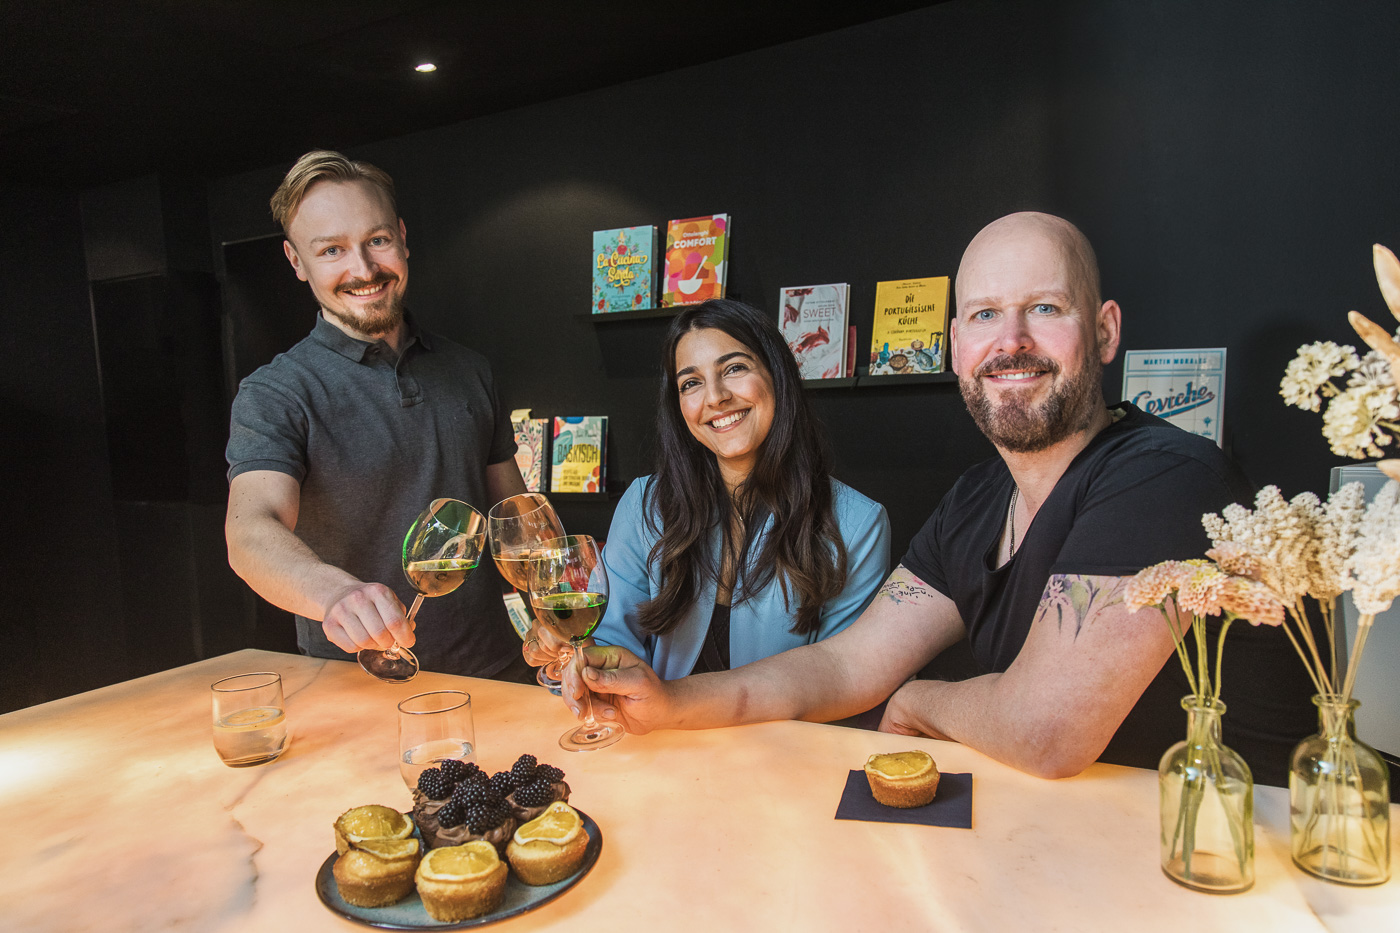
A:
[[1159, 697, 1254, 893], [1289, 694, 1391, 885]]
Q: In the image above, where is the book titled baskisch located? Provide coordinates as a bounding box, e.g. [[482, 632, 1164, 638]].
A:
[[868, 276, 950, 376], [550, 416, 608, 494]]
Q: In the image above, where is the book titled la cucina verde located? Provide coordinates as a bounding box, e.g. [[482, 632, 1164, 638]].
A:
[[592, 226, 657, 313]]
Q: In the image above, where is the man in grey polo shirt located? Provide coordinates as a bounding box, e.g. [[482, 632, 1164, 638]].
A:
[[225, 150, 529, 679]]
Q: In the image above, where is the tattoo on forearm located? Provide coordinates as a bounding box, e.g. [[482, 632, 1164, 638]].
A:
[[1036, 574, 1125, 639]]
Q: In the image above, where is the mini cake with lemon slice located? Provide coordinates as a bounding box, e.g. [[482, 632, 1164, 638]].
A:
[[414, 840, 509, 921], [505, 801, 589, 885], [864, 750, 940, 808], [332, 836, 421, 907], [333, 804, 415, 855]]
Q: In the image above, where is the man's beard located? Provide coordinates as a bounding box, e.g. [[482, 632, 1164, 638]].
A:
[[323, 273, 405, 337], [960, 351, 1102, 453]]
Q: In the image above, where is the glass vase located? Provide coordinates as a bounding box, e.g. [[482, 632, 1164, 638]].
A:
[[1289, 694, 1391, 885], [1159, 697, 1254, 893]]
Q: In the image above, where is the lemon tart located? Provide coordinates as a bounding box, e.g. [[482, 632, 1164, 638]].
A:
[[864, 750, 940, 808], [414, 841, 508, 921], [505, 801, 588, 885], [332, 836, 421, 907]]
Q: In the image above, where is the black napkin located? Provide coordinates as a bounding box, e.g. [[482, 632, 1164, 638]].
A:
[[834, 769, 973, 828]]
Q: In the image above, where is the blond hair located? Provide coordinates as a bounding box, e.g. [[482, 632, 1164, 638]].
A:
[[269, 150, 397, 233]]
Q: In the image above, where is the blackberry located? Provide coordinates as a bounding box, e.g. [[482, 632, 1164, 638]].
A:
[[513, 778, 556, 808], [461, 761, 485, 782], [511, 754, 538, 783], [536, 764, 565, 784], [436, 801, 465, 828], [417, 767, 451, 800], [466, 803, 508, 832], [489, 771, 516, 797], [452, 781, 490, 807], [439, 759, 469, 783]]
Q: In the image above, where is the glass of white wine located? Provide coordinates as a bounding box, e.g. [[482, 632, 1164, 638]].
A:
[[527, 535, 623, 752], [488, 493, 567, 690], [358, 497, 486, 683], [211, 671, 289, 767]]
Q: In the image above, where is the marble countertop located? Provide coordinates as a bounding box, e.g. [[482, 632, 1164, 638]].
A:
[[1, 649, 1396, 931]]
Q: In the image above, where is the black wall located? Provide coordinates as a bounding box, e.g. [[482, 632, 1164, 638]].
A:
[[9, 0, 1400, 710]]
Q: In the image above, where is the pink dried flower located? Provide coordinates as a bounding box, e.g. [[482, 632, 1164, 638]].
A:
[[1124, 560, 1197, 611]]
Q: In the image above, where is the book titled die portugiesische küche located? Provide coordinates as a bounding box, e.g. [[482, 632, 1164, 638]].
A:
[[779, 283, 850, 380], [1121, 348, 1227, 445], [550, 416, 608, 494], [592, 226, 657, 313], [510, 408, 548, 492], [660, 214, 729, 307], [868, 276, 951, 376]]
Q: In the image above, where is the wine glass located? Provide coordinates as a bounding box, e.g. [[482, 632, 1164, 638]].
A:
[[488, 493, 567, 690], [527, 535, 623, 751], [358, 498, 486, 682]]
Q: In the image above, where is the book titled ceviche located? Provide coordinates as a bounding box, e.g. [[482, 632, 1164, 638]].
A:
[[779, 283, 850, 380], [550, 416, 608, 494], [592, 226, 656, 313], [660, 214, 729, 307], [868, 276, 950, 376]]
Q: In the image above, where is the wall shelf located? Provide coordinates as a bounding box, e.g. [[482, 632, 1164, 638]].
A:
[[858, 372, 957, 386], [802, 377, 859, 389], [579, 307, 680, 323]]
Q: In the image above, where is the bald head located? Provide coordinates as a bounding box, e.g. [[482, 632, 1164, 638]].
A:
[[955, 212, 1101, 317]]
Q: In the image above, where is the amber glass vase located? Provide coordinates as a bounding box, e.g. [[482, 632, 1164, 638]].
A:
[[1159, 697, 1254, 893], [1289, 694, 1391, 885]]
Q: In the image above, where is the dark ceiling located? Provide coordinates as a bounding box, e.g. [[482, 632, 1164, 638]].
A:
[[0, 0, 936, 190]]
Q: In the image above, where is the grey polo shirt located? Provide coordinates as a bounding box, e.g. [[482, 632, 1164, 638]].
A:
[[227, 313, 519, 677]]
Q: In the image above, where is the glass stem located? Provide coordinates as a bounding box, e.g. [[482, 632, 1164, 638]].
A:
[[574, 641, 601, 728], [385, 593, 426, 661]]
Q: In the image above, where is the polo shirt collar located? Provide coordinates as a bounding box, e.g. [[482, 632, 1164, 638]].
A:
[[310, 310, 432, 362]]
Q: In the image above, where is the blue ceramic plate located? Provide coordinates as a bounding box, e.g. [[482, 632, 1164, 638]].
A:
[[315, 810, 602, 930]]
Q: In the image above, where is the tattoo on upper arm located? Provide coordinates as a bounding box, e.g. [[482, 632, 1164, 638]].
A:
[[876, 573, 932, 606], [1036, 574, 1126, 639]]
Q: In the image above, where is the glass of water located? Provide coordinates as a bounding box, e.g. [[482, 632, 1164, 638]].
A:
[[398, 689, 476, 789], [211, 671, 289, 767]]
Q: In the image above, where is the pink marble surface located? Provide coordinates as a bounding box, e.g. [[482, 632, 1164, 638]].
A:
[[1, 649, 1396, 931]]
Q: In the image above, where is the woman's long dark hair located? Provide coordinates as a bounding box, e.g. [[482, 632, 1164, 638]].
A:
[[639, 298, 847, 637]]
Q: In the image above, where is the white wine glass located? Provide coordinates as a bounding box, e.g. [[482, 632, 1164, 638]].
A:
[[527, 534, 623, 751], [488, 493, 567, 690], [358, 498, 486, 682]]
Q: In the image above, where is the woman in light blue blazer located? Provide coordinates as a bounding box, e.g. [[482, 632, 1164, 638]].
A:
[[593, 298, 889, 679]]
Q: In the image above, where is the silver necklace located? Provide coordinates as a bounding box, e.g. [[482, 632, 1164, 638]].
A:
[[1008, 485, 1020, 558]]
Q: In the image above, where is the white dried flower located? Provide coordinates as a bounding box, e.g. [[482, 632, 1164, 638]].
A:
[[1280, 341, 1359, 411], [1348, 349, 1397, 390], [1347, 481, 1400, 614], [1321, 384, 1399, 459], [1314, 482, 1367, 600], [1201, 486, 1327, 603]]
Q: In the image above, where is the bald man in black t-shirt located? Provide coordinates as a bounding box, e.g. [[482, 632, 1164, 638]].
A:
[[563, 212, 1313, 783]]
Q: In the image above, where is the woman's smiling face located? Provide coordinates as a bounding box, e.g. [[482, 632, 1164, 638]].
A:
[[674, 326, 776, 487]]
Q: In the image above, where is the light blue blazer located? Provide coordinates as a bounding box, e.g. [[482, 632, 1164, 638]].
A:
[[595, 475, 891, 679]]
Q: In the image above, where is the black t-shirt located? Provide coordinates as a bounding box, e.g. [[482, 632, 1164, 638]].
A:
[[902, 403, 1316, 786]]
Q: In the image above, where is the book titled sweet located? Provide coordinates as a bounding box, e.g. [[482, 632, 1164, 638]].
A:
[[660, 214, 729, 307], [592, 226, 656, 313], [510, 408, 548, 492], [779, 283, 850, 380], [1122, 348, 1227, 445], [868, 276, 951, 376], [550, 416, 607, 493]]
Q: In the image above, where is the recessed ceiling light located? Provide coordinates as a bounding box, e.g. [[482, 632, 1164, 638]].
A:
[[414, 62, 437, 73]]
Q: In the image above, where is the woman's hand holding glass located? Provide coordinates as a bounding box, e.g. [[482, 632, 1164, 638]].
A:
[[527, 535, 623, 751]]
